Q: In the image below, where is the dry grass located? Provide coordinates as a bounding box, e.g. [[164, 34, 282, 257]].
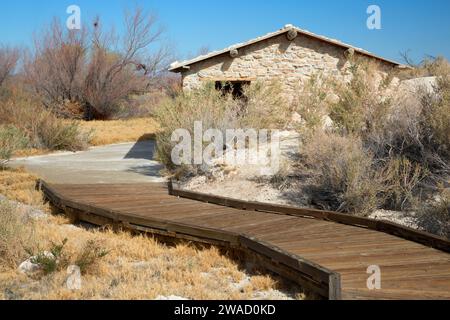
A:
[[1, 89, 90, 155], [0, 168, 304, 300], [11, 118, 160, 157], [75, 118, 160, 146], [0, 212, 304, 300], [0, 201, 37, 269], [0, 167, 43, 206]]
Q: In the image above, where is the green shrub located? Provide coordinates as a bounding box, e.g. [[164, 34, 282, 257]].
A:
[[36, 117, 91, 151], [154, 83, 236, 173], [0, 125, 29, 165], [302, 132, 380, 215], [240, 81, 290, 129], [29, 238, 68, 275], [329, 61, 393, 137], [293, 74, 335, 132], [74, 240, 109, 274]]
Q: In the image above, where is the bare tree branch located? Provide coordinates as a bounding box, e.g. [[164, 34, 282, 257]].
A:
[[0, 46, 20, 88], [27, 7, 172, 120]]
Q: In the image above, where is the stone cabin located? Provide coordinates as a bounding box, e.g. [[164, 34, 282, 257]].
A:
[[169, 24, 405, 97]]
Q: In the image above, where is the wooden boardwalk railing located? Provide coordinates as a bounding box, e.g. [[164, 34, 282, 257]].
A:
[[38, 180, 450, 300], [169, 181, 450, 254]]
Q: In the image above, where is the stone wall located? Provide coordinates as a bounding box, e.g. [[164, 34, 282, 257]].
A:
[[181, 33, 394, 95]]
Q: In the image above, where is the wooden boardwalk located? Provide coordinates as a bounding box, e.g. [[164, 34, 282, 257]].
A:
[[40, 181, 450, 300]]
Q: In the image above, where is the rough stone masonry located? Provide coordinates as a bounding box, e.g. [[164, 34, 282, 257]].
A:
[[172, 26, 399, 96]]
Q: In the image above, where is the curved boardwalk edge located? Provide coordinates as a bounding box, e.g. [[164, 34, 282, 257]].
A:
[[38, 180, 341, 300], [168, 181, 450, 254]]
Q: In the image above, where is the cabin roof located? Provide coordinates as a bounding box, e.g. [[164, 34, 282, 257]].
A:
[[169, 24, 405, 72]]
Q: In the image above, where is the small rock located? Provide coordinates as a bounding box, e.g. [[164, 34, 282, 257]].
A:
[[322, 115, 334, 131], [325, 93, 340, 104], [61, 224, 82, 231], [130, 261, 152, 270], [25, 208, 48, 220], [401, 76, 437, 95], [66, 265, 82, 290], [18, 251, 55, 276], [18, 260, 41, 276], [230, 276, 251, 292], [291, 112, 303, 124], [252, 289, 294, 300]]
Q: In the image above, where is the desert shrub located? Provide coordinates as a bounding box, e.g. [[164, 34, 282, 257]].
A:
[[24, 238, 108, 276], [397, 56, 450, 79], [28, 239, 68, 275], [366, 59, 450, 174], [301, 132, 380, 215], [301, 132, 429, 214], [240, 81, 290, 129], [35, 116, 91, 151], [329, 61, 393, 137], [298, 58, 449, 217], [416, 187, 450, 238], [74, 240, 109, 274], [0, 200, 36, 268], [155, 81, 290, 175], [418, 65, 450, 170], [0, 91, 91, 152], [379, 157, 427, 211], [292, 75, 334, 132], [155, 82, 238, 173], [0, 125, 29, 165]]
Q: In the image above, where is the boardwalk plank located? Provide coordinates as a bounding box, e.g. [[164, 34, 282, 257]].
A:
[[42, 182, 450, 300]]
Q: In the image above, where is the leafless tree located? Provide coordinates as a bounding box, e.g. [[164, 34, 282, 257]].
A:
[[83, 8, 168, 119], [25, 20, 87, 117], [399, 50, 417, 67], [27, 7, 172, 120], [197, 45, 211, 56], [0, 46, 20, 88]]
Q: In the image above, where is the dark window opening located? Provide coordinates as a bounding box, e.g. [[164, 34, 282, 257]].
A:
[[215, 81, 251, 100]]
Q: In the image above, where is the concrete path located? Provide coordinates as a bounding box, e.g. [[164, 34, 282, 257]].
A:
[[10, 141, 165, 184]]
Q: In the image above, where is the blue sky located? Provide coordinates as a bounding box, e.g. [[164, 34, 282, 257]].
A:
[[0, 0, 449, 64]]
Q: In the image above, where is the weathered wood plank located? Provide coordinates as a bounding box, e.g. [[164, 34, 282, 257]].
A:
[[38, 180, 450, 300]]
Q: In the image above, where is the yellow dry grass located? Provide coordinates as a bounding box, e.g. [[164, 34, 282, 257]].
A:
[[0, 167, 43, 206], [0, 214, 304, 300], [13, 148, 51, 158], [12, 118, 160, 158], [0, 168, 305, 300], [76, 117, 160, 146]]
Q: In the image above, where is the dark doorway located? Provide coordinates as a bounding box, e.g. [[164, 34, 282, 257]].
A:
[[215, 81, 251, 99]]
